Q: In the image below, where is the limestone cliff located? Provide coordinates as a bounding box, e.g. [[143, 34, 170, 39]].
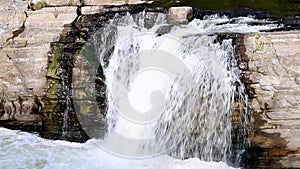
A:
[[241, 32, 300, 168], [0, 0, 300, 168]]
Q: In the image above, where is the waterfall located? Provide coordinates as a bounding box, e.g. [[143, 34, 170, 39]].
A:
[[87, 12, 279, 161], [0, 12, 281, 169]]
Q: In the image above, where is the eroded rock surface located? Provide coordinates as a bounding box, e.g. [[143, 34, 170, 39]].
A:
[[0, 0, 156, 142], [0, 0, 78, 137], [243, 31, 300, 168], [1, 0, 300, 167], [0, 0, 27, 48]]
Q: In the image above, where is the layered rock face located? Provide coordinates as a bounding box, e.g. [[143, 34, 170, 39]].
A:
[[1, 0, 300, 168], [0, 0, 79, 137], [0, 0, 150, 141], [242, 32, 300, 168]]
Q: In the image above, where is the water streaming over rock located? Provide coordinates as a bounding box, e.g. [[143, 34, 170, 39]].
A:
[[89, 12, 279, 161], [0, 12, 281, 169]]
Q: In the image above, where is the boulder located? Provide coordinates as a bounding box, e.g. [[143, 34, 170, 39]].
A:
[[168, 6, 193, 23]]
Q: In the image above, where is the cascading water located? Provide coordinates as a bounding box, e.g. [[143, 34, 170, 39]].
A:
[[0, 12, 281, 169], [94, 12, 279, 161]]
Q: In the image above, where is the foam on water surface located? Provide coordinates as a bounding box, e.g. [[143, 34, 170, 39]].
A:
[[0, 128, 236, 169]]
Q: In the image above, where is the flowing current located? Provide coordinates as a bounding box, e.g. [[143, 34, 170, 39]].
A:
[[0, 13, 280, 169]]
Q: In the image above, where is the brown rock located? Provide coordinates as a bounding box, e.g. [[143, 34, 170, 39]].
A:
[[1, 101, 14, 120]]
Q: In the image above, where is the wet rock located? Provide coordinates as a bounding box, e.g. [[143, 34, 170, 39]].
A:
[[0, 98, 43, 122], [0, 0, 81, 141], [1, 101, 14, 120], [168, 6, 193, 23]]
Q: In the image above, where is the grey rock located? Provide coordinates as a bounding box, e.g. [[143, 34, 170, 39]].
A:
[[81, 6, 104, 15], [243, 31, 300, 168], [29, 0, 81, 6], [0, 0, 27, 48], [83, 0, 147, 6], [168, 7, 193, 23]]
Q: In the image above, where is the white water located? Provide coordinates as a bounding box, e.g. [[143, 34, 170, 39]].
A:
[[0, 127, 235, 169], [97, 12, 279, 160], [0, 12, 281, 169]]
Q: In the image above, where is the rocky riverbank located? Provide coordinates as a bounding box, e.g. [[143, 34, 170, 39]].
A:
[[240, 32, 300, 168], [0, 0, 159, 142], [0, 0, 300, 168]]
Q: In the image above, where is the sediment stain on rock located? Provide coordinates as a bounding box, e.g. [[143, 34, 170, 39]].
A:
[[242, 32, 300, 168]]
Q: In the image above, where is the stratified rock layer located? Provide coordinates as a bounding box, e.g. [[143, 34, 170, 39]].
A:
[[0, 0, 156, 142], [0, 0, 300, 168], [243, 31, 300, 168]]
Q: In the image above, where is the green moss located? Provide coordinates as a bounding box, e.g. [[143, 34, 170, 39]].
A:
[[252, 33, 264, 53], [254, 32, 260, 40], [80, 15, 86, 24], [252, 54, 260, 61], [125, 0, 129, 4], [68, 0, 77, 6], [187, 12, 194, 21], [81, 44, 99, 70], [252, 41, 264, 52], [46, 44, 61, 100], [40, 97, 59, 131], [48, 111, 58, 130], [32, 0, 47, 10], [47, 45, 60, 79], [48, 81, 59, 99], [80, 0, 84, 6], [79, 36, 86, 43], [46, 109, 59, 131]]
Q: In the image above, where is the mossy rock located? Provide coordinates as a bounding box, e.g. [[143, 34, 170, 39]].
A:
[[30, 0, 47, 11], [46, 44, 60, 79]]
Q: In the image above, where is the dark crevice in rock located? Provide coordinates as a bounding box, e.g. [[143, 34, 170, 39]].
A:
[[228, 33, 298, 168], [226, 33, 251, 167], [6, 24, 25, 43], [40, 4, 166, 143], [6, 10, 27, 43], [0, 11, 27, 51], [1, 2, 298, 167]]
